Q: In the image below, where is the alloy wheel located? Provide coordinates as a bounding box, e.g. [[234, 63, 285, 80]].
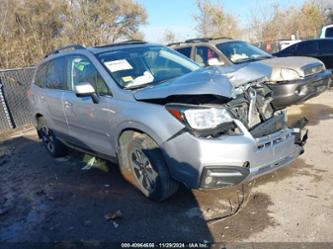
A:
[[130, 148, 156, 192]]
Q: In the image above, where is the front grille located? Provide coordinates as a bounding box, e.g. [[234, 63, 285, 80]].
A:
[[256, 128, 291, 151]]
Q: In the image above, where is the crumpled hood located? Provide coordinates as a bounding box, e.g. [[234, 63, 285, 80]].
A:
[[133, 67, 234, 100]]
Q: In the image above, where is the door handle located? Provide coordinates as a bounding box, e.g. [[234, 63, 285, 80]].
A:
[[64, 101, 73, 108]]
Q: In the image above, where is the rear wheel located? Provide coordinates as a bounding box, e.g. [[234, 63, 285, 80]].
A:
[[118, 131, 179, 201], [37, 117, 67, 157]]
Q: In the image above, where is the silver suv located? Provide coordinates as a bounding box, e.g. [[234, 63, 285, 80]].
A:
[[30, 41, 308, 201]]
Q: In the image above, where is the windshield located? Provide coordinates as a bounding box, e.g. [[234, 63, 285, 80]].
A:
[[97, 45, 200, 89], [216, 41, 272, 64]]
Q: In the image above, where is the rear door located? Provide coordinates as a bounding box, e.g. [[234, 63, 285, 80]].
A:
[[318, 39, 333, 70], [62, 55, 115, 156], [41, 57, 69, 139], [276, 44, 297, 56]]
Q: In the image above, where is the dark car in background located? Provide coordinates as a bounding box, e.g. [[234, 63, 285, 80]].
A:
[[274, 38, 333, 73], [169, 38, 331, 110]]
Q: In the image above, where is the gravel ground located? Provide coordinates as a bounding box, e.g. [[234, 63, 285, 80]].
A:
[[0, 90, 332, 246]]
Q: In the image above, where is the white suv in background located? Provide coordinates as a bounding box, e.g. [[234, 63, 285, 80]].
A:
[[320, 24, 333, 38]]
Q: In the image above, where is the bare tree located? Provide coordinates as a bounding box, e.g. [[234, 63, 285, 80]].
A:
[[248, 0, 326, 42], [64, 0, 147, 46], [161, 29, 177, 44], [0, 0, 147, 68], [194, 0, 240, 38]]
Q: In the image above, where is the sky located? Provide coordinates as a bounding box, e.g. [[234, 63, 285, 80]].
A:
[[136, 0, 306, 42]]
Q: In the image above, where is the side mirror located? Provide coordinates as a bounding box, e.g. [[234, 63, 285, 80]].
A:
[[208, 58, 224, 66], [74, 83, 99, 104]]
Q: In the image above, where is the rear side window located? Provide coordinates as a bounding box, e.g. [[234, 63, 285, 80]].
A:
[[296, 41, 318, 55], [34, 63, 48, 88], [280, 44, 296, 55], [176, 47, 192, 58], [325, 27, 333, 38], [318, 40, 333, 53], [45, 57, 67, 90], [68, 55, 109, 95]]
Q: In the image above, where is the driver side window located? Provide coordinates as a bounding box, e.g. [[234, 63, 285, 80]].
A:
[[67, 56, 109, 96]]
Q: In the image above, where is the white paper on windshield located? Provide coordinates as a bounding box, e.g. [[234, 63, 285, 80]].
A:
[[230, 53, 248, 62], [104, 59, 133, 72], [126, 71, 154, 88]]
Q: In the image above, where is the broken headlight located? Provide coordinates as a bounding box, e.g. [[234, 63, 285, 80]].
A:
[[166, 105, 235, 137], [183, 108, 233, 130]]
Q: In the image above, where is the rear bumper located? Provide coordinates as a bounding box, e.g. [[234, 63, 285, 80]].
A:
[[269, 69, 331, 110], [161, 113, 307, 189]]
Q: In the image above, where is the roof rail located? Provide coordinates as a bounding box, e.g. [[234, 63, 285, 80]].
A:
[[167, 42, 183, 47], [211, 36, 233, 40], [185, 37, 212, 43], [44, 44, 85, 58], [94, 40, 147, 48]]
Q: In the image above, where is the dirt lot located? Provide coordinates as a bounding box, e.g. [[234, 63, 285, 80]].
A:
[[1, 90, 333, 245]]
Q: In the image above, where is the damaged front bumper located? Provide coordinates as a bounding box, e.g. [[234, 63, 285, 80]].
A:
[[161, 113, 308, 189]]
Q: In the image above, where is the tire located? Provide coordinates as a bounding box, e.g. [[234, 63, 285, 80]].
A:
[[118, 131, 179, 201], [37, 117, 67, 157]]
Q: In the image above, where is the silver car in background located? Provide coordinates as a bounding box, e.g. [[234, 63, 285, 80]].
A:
[[30, 41, 308, 201], [170, 38, 331, 110]]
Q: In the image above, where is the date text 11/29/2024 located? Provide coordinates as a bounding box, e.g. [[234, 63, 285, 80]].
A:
[[120, 242, 209, 248]]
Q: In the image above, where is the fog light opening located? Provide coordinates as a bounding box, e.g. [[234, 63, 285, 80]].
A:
[[295, 86, 308, 96]]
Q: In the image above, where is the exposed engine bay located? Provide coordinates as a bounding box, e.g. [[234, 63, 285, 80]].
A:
[[141, 81, 286, 139], [133, 66, 307, 140]]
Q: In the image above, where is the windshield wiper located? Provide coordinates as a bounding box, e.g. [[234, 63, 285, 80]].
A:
[[233, 58, 258, 64], [234, 55, 272, 64], [256, 55, 272, 60]]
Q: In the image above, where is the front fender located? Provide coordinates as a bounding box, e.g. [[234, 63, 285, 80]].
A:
[[114, 120, 166, 148]]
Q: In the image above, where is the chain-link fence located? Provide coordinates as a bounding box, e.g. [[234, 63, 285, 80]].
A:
[[0, 67, 35, 133]]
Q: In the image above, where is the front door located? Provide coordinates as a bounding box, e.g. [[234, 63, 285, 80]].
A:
[[63, 55, 115, 156]]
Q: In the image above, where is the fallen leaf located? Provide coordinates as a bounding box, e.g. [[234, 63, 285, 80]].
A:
[[104, 210, 122, 221]]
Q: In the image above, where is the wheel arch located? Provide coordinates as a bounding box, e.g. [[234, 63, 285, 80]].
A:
[[34, 113, 44, 138], [115, 121, 165, 153]]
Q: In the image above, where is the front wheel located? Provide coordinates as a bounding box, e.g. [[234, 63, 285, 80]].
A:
[[118, 131, 179, 201]]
